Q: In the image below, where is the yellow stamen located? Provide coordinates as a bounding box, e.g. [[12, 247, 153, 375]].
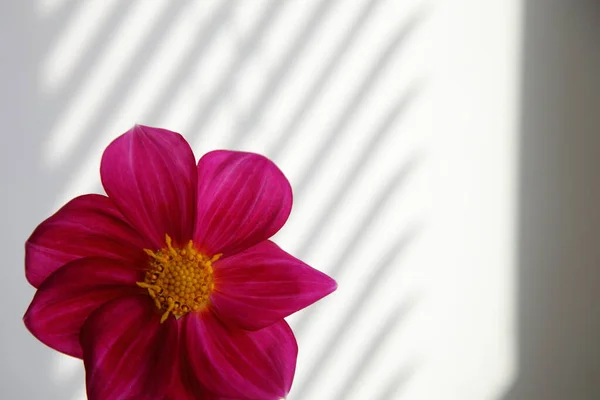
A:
[[137, 234, 217, 323], [160, 298, 176, 323], [136, 282, 162, 292]]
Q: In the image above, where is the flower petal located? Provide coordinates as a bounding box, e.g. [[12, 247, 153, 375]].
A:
[[193, 151, 292, 257], [25, 194, 148, 288], [181, 312, 297, 400], [100, 125, 197, 248], [211, 241, 337, 330], [23, 257, 142, 358], [163, 361, 224, 400], [81, 295, 178, 400]]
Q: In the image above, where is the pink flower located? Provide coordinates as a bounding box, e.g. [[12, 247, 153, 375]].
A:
[[24, 125, 337, 400]]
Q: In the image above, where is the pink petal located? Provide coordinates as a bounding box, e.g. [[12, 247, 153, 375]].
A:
[[193, 151, 292, 257], [25, 194, 149, 288], [211, 240, 337, 330], [163, 360, 224, 400], [81, 295, 178, 400], [23, 257, 142, 358], [181, 312, 297, 400], [100, 125, 197, 248]]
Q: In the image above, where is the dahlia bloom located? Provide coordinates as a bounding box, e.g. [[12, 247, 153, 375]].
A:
[[24, 125, 337, 400]]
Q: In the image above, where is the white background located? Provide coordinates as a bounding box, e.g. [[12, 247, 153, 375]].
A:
[[1, 0, 539, 399]]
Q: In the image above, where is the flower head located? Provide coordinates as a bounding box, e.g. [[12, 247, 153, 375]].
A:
[[24, 125, 337, 400]]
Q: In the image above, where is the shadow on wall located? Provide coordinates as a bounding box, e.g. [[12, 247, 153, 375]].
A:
[[292, 225, 420, 400], [1, 2, 98, 399], [1, 1, 422, 399], [502, 1, 600, 399]]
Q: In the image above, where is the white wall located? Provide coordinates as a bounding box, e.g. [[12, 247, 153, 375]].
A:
[[0, 1, 521, 399]]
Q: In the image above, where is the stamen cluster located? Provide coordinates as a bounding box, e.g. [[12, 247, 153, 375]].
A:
[[137, 235, 220, 323]]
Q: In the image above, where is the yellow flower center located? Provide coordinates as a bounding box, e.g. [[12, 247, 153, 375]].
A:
[[136, 235, 221, 323]]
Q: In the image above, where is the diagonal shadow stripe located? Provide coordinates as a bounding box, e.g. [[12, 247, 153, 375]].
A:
[[176, 0, 288, 144], [298, 155, 420, 300], [291, 12, 423, 201], [143, 0, 235, 124], [268, 0, 387, 158], [38, 0, 82, 44], [374, 363, 416, 400], [291, 156, 420, 349], [38, 0, 78, 18], [292, 228, 419, 399], [55, 1, 238, 201], [53, 1, 186, 162], [331, 300, 417, 400], [42, 0, 136, 99], [37, 1, 137, 129], [296, 85, 421, 260], [224, 0, 342, 149], [53, 1, 197, 185]]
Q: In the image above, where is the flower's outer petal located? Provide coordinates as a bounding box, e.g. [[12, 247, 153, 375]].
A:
[[181, 312, 297, 400], [81, 295, 178, 400], [211, 240, 337, 330], [25, 194, 149, 288], [163, 362, 225, 400], [23, 257, 143, 358], [100, 125, 197, 248], [193, 150, 292, 257]]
